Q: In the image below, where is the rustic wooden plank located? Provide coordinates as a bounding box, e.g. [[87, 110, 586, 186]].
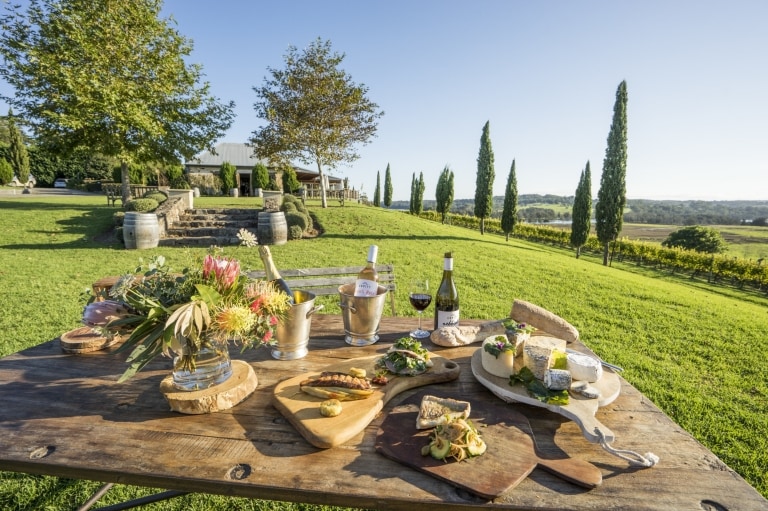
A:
[[0, 315, 765, 511]]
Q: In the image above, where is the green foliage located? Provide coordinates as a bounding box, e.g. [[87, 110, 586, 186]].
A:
[[595, 81, 629, 264], [125, 198, 159, 212], [282, 166, 300, 193], [113, 211, 125, 226], [383, 163, 393, 207], [662, 225, 728, 254], [0, 158, 12, 185], [570, 161, 592, 256], [143, 191, 167, 204], [0, 0, 235, 203], [413, 172, 425, 215], [6, 109, 29, 181], [284, 211, 310, 232], [288, 224, 304, 240], [500, 159, 519, 240], [252, 163, 270, 190], [188, 173, 222, 196], [373, 170, 381, 207], [250, 37, 383, 208], [474, 121, 495, 234], [435, 165, 454, 224], [219, 161, 237, 194]]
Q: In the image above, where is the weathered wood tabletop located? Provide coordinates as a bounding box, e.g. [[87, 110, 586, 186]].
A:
[[0, 315, 765, 510]]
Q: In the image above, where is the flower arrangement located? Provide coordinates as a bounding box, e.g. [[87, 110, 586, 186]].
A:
[[83, 250, 291, 382]]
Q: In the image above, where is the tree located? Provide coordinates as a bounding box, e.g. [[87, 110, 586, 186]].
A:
[[414, 172, 425, 215], [409, 172, 416, 215], [435, 165, 455, 224], [0, 0, 235, 204], [282, 166, 300, 193], [252, 163, 270, 191], [570, 161, 592, 258], [474, 121, 495, 235], [500, 159, 519, 242], [0, 158, 12, 185], [219, 162, 236, 195], [6, 109, 30, 182], [383, 163, 393, 208], [662, 226, 727, 254], [595, 81, 628, 265], [373, 170, 381, 207], [250, 38, 384, 208]]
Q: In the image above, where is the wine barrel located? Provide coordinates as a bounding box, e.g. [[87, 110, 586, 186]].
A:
[[257, 211, 288, 246], [123, 212, 159, 249]]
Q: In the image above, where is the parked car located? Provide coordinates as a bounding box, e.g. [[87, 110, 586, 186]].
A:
[[53, 178, 68, 188]]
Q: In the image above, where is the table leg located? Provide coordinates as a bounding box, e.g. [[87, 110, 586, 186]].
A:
[[77, 482, 188, 511]]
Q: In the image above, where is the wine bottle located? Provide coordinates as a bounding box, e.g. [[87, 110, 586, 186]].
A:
[[434, 252, 459, 329], [258, 245, 294, 304], [353, 245, 379, 297]]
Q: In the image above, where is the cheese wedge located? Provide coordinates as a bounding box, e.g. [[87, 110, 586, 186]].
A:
[[566, 352, 603, 382], [416, 395, 471, 429], [544, 368, 572, 390]]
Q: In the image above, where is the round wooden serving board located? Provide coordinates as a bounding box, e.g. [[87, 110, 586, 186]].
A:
[[471, 348, 621, 443], [272, 354, 461, 448], [159, 360, 257, 414], [60, 326, 120, 354]]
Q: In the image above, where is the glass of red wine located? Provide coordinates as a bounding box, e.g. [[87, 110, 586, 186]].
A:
[[409, 278, 432, 339]]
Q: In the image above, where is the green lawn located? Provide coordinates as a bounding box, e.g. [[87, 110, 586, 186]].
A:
[[1, 195, 767, 509]]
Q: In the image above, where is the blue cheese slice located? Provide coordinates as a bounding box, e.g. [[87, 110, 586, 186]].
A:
[[544, 368, 572, 390]]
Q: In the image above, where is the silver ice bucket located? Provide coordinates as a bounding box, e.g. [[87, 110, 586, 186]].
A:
[[338, 283, 388, 346], [272, 290, 323, 360]]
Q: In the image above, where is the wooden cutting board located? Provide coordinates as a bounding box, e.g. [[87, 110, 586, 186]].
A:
[[375, 390, 601, 500], [471, 348, 621, 443], [272, 354, 461, 448]]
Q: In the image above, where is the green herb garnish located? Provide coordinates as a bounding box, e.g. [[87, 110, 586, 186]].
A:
[[483, 335, 515, 358], [509, 367, 569, 405]]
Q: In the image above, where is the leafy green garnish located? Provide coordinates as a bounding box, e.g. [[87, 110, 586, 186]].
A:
[[377, 337, 431, 375], [509, 367, 569, 405]]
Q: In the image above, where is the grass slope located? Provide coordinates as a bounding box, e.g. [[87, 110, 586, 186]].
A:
[[0, 196, 766, 509]]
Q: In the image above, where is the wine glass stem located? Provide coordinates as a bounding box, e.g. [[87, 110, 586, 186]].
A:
[[417, 312, 422, 331]]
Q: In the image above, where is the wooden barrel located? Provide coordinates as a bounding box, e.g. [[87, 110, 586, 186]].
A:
[[257, 211, 288, 245], [123, 212, 159, 249]]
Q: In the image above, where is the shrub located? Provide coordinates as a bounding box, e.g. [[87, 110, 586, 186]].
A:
[[252, 163, 269, 190], [281, 202, 298, 214], [219, 162, 237, 194], [113, 211, 125, 227], [285, 211, 309, 232], [188, 173, 222, 195], [0, 158, 13, 185], [283, 193, 308, 214], [288, 225, 303, 240], [143, 191, 167, 203], [125, 198, 159, 212]]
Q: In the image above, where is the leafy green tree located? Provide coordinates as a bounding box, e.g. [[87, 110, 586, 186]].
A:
[[282, 166, 300, 193], [595, 81, 628, 265], [435, 165, 455, 224], [662, 226, 727, 254], [474, 121, 495, 235], [218, 162, 237, 194], [6, 109, 30, 182], [252, 163, 270, 190], [500, 159, 519, 242], [414, 172, 426, 215], [409, 172, 416, 215], [373, 170, 381, 207], [570, 161, 592, 258], [0, 158, 12, 185], [383, 163, 393, 208], [250, 38, 384, 209], [0, 0, 235, 204]]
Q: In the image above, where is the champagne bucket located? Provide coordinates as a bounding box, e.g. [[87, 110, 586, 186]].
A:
[[338, 283, 388, 346], [273, 290, 323, 360]]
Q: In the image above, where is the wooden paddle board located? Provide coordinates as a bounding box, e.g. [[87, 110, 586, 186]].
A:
[[375, 390, 601, 500], [272, 354, 461, 448], [471, 348, 620, 443]]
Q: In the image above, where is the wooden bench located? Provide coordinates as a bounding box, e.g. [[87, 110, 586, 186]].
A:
[[102, 183, 122, 207], [247, 264, 397, 315]]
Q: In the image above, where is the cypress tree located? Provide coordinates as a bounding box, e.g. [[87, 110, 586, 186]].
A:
[[435, 165, 454, 224], [595, 81, 628, 266], [383, 163, 393, 207], [500, 159, 519, 242], [373, 170, 381, 207], [414, 172, 425, 215], [7, 109, 29, 183], [570, 161, 592, 258], [474, 121, 495, 235], [409, 172, 416, 214]]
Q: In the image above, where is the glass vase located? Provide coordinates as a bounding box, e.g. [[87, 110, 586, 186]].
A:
[[172, 338, 233, 391]]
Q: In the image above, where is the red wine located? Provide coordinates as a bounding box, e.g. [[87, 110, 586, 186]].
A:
[[409, 293, 432, 311]]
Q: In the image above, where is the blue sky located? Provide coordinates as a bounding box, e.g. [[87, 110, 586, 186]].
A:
[[2, 1, 767, 202]]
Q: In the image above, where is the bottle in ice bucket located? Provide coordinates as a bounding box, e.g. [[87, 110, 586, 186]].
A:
[[353, 245, 379, 297], [434, 251, 459, 329], [258, 245, 294, 304]]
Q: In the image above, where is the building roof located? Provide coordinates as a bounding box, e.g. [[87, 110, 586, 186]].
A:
[[188, 143, 262, 168]]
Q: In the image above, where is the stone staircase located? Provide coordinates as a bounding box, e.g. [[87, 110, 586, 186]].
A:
[[159, 208, 260, 247]]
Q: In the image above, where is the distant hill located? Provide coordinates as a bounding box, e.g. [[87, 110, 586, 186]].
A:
[[388, 195, 768, 226]]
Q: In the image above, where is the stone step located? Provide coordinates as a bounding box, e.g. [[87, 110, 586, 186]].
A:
[[161, 207, 267, 246], [159, 235, 241, 247], [172, 219, 258, 229]]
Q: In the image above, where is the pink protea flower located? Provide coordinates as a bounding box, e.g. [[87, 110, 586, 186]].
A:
[[262, 330, 273, 343], [249, 297, 264, 313], [269, 315, 279, 326], [82, 300, 130, 327], [203, 255, 240, 290]]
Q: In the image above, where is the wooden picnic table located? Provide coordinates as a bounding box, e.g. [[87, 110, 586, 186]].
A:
[[0, 315, 765, 510]]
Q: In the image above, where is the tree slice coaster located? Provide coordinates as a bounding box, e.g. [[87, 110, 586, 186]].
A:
[[60, 326, 120, 354], [159, 360, 257, 414]]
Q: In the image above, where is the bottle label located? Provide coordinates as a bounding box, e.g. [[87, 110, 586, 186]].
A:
[[354, 278, 378, 297], [436, 309, 460, 328]]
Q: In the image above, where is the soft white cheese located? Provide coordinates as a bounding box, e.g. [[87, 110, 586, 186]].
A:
[[481, 337, 516, 378], [566, 352, 603, 382]]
